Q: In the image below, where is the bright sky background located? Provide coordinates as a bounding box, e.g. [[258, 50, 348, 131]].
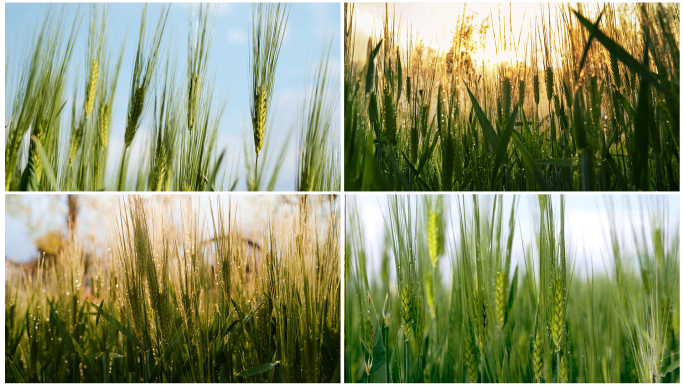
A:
[[347, 194, 679, 282], [351, 2, 601, 67], [5, 194, 338, 262], [5, 3, 341, 191]]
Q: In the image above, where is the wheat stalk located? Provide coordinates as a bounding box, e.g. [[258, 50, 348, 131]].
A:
[[250, 3, 288, 173]]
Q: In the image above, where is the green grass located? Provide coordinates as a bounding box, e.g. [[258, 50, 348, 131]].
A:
[[345, 194, 679, 382], [5, 195, 340, 382], [5, 4, 340, 192], [344, 3, 679, 191]]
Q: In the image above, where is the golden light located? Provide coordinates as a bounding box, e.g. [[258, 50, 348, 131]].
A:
[[352, 3, 556, 69], [472, 48, 520, 67]]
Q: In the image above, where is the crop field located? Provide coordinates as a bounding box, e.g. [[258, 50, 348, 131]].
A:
[[5, 195, 340, 382], [5, 3, 340, 192], [344, 3, 679, 191], [345, 195, 679, 382]]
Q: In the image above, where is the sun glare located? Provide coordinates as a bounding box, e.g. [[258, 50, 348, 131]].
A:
[[354, 3, 561, 69]]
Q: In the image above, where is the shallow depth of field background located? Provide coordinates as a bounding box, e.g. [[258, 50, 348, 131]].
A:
[[5, 194, 338, 263], [5, 3, 341, 190], [348, 194, 679, 281]]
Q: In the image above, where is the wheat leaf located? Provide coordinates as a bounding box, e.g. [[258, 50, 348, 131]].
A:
[[88, 300, 143, 350], [238, 362, 279, 377], [663, 359, 679, 375], [148, 322, 187, 381], [492, 105, 519, 189], [465, 82, 499, 153], [510, 131, 549, 190], [70, 335, 99, 382], [8, 356, 26, 383], [573, 9, 678, 102]]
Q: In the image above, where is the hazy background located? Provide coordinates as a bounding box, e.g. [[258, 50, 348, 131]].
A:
[[347, 194, 679, 281], [6, 194, 338, 262], [6, 3, 341, 190]]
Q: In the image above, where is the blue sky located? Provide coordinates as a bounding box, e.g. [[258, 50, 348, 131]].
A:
[[6, 3, 341, 190], [348, 194, 680, 281]]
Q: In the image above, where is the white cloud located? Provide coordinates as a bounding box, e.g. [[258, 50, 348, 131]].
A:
[[216, 4, 233, 16], [227, 28, 247, 45]]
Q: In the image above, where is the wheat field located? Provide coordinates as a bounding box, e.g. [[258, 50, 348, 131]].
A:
[[5, 3, 340, 192], [345, 194, 679, 382], [344, 3, 679, 191], [5, 194, 340, 382]]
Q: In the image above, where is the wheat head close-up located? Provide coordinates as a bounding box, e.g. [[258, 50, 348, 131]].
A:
[[5, 3, 341, 192]]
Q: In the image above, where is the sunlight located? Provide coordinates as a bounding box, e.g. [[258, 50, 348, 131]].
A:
[[353, 3, 561, 69], [471, 47, 520, 67]]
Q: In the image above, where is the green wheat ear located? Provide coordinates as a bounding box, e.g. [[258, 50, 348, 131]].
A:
[[427, 210, 439, 266], [552, 277, 565, 352], [545, 66, 554, 101], [150, 140, 167, 191], [463, 329, 479, 383], [559, 352, 569, 383], [400, 285, 412, 341], [533, 332, 544, 383], [249, 3, 288, 159], [27, 119, 47, 182], [406, 75, 411, 104], [410, 122, 419, 164], [69, 127, 83, 167], [533, 73, 540, 105], [495, 270, 506, 328], [187, 73, 199, 132], [382, 85, 396, 145], [85, 59, 99, 118], [125, 86, 145, 148], [502, 77, 512, 122], [98, 102, 110, 148], [518, 79, 526, 107], [253, 85, 266, 155]]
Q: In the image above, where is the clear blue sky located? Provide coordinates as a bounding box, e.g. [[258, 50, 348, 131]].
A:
[[5, 3, 341, 191]]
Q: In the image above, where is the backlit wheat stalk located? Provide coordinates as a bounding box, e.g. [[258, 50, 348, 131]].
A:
[[6, 194, 340, 382]]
